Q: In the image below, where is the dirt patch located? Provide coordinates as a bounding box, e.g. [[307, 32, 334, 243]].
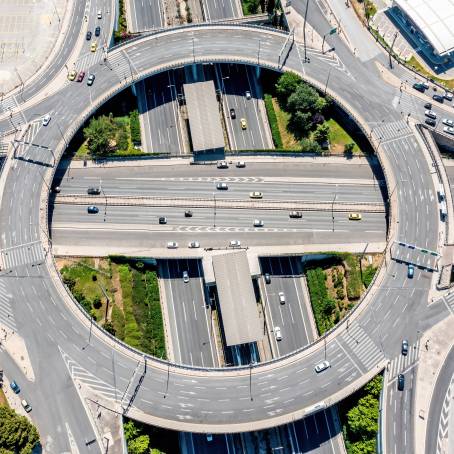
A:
[[0, 389, 9, 407], [111, 264, 124, 314]]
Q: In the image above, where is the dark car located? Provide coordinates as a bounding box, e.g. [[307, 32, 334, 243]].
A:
[[433, 94, 444, 103], [95, 26, 101, 37], [230, 108, 236, 119], [397, 373, 405, 391], [159, 217, 167, 224], [264, 273, 271, 284], [425, 118, 436, 127], [401, 339, 409, 356], [412, 83, 426, 93], [424, 102, 432, 109], [10, 380, 20, 394], [52, 186, 61, 193], [87, 206, 99, 214], [184, 210, 193, 217], [77, 71, 85, 82], [289, 211, 302, 218], [86, 31, 92, 40], [87, 187, 100, 195]]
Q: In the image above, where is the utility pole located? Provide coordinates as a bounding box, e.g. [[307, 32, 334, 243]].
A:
[[331, 192, 337, 232], [324, 67, 332, 95], [213, 193, 216, 228], [303, 0, 309, 62]]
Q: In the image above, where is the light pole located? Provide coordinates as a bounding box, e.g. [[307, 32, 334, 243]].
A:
[[303, 0, 309, 62], [331, 192, 337, 232], [82, 316, 94, 349], [324, 67, 332, 95], [100, 180, 107, 222], [249, 362, 253, 401], [213, 192, 217, 228]]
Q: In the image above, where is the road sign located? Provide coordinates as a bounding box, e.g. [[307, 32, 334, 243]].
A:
[[330, 27, 337, 35]]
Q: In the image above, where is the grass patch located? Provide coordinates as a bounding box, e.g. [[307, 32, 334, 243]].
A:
[[338, 374, 382, 454], [264, 94, 283, 148], [0, 389, 9, 407], [58, 258, 166, 357], [272, 98, 301, 150], [326, 119, 360, 154], [407, 56, 454, 90], [305, 253, 380, 335]]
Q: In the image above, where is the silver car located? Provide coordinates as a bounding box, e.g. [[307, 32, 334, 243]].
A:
[[314, 360, 330, 373]]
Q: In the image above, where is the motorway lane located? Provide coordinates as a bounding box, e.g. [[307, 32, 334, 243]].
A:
[[0, 24, 444, 436], [202, 0, 240, 20], [215, 64, 271, 150], [159, 259, 217, 367], [260, 257, 315, 356], [129, 0, 163, 32]]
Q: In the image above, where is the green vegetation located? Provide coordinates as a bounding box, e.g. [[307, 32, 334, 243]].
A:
[[305, 253, 378, 334], [124, 419, 179, 454], [339, 374, 382, 454], [82, 113, 142, 158], [0, 406, 40, 453], [241, 0, 261, 15], [326, 118, 360, 154], [264, 94, 283, 148], [129, 110, 142, 145], [114, 0, 129, 43], [59, 258, 166, 357]]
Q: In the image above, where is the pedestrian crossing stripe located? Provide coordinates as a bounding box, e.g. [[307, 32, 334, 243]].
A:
[[0, 241, 45, 270], [0, 279, 17, 332], [387, 340, 420, 380]]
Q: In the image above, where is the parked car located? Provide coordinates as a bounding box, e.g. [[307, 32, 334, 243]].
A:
[[216, 182, 228, 190], [21, 399, 32, 412], [77, 71, 85, 82], [274, 326, 282, 341], [236, 161, 246, 168], [217, 160, 228, 169], [10, 380, 20, 394], [412, 83, 426, 93], [159, 217, 167, 224], [401, 339, 409, 356], [87, 74, 95, 86], [425, 110, 437, 119], [445, 92, 453, 101], [87, 206, 99, 214], [167, 241, 178, 249], [188, 241, 200, 248], [42, 114, 51, 126], [279, 292, 286, 304], [184, 210, 193, 217], [230, 108, 236, 119], [87, 187, 100, 195], [229, 240, 241, 248], [264, 273, 271, 284], [443, 118, 454, 127], [433, 94, 444, 103], [397, 373, 405, 391], [314, 360, 330, 373], [348, 212, 362, 221], [249, 191, 263, 199], [68, 70, 77, 81], [407, 264, 414, 278], [86, 31, 92, 40], [253, 219, 264, 227], [424, 102, 432, 109], [183, 271, 189, 283], [95, 26, 101, 36], [425, 118, 436, 127], [240, 118, 247, 130], [444, 126, 454, 135], [289, 211, 302, 218]]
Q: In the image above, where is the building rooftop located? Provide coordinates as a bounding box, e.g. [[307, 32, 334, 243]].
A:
[[394, 0, 454, 55], [212, 251, 263, 346], [183, 81, 225, 155]]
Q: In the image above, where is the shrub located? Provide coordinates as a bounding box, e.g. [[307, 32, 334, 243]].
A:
[[264, 94, 283, 148], [129, 110, 141, 145], [92, 295, 102, 309]]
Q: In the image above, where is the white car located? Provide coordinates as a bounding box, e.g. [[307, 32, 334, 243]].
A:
[[425, 110, 437, 119], [229, 240, 241, 248], [188, 241, 200, 248], [274, 326, 282, 341], [443, 118, 454, 127], [444, 126, 454, 135], [167, 241, 178, 249], [253, 219, 264, 227], [245, 90, 251, 100], [21, 399, 32, 412], [314, 360, 330, 373], [445, 92, 453, 101], [216, 182, 228, 190], [249, 191, 263, 199], [279, 292, 286, 304], [97, 10, 102, 18], [236, 161, 246, 168], [183, 271, 189, 283], [217, 160, 228, 169], [42, 114, 51, 126]]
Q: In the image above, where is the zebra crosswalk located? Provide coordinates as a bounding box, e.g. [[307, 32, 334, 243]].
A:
[[443, 291, 454, 315], [59, 347, 120, 402], [340, 324, 384, 371], [369, 120, 413, 143], [105, 50, 136, 83], [387, 340, 420, 380], [0, 241, 45, 270], [0, 94, 18, 114], [437, 374, 454, 454], [0, 279, 17, 333], [75, 49, 104, 73]]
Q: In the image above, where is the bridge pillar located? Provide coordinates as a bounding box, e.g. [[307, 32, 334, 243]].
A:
[[191, 64, 198, 81], [131, 83, 137, 97], [255, 66, 261, 78]]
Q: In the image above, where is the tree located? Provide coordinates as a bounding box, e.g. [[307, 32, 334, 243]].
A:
[[0, 406, 40, 454], [83, 116, 116, 157], [344, 142, 355, 154], [287, 83, 327, 116], [266, 0, 276, 14], [313, 123, 330, 145], [347, 393, 379, 438], [288, 111, 312, 139], [275, 72, 302, 108], [300, 138, 322, 153], [128, 435, 150, 454], [92, 295, 102, 309], [349, 439, 376, 454]]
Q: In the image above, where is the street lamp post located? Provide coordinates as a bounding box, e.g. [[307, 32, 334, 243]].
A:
[[324, 67, 332, 95], [249, 362, 253, 401], [100, 180, 107, 222], [331, 192, 337, 232], [303, 0, 309, 62], [213, 193, 217, 228]]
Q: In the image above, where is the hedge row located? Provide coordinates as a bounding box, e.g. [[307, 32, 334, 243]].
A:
[[264, 94, 283, 148], [129, 110, 141, 145]]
